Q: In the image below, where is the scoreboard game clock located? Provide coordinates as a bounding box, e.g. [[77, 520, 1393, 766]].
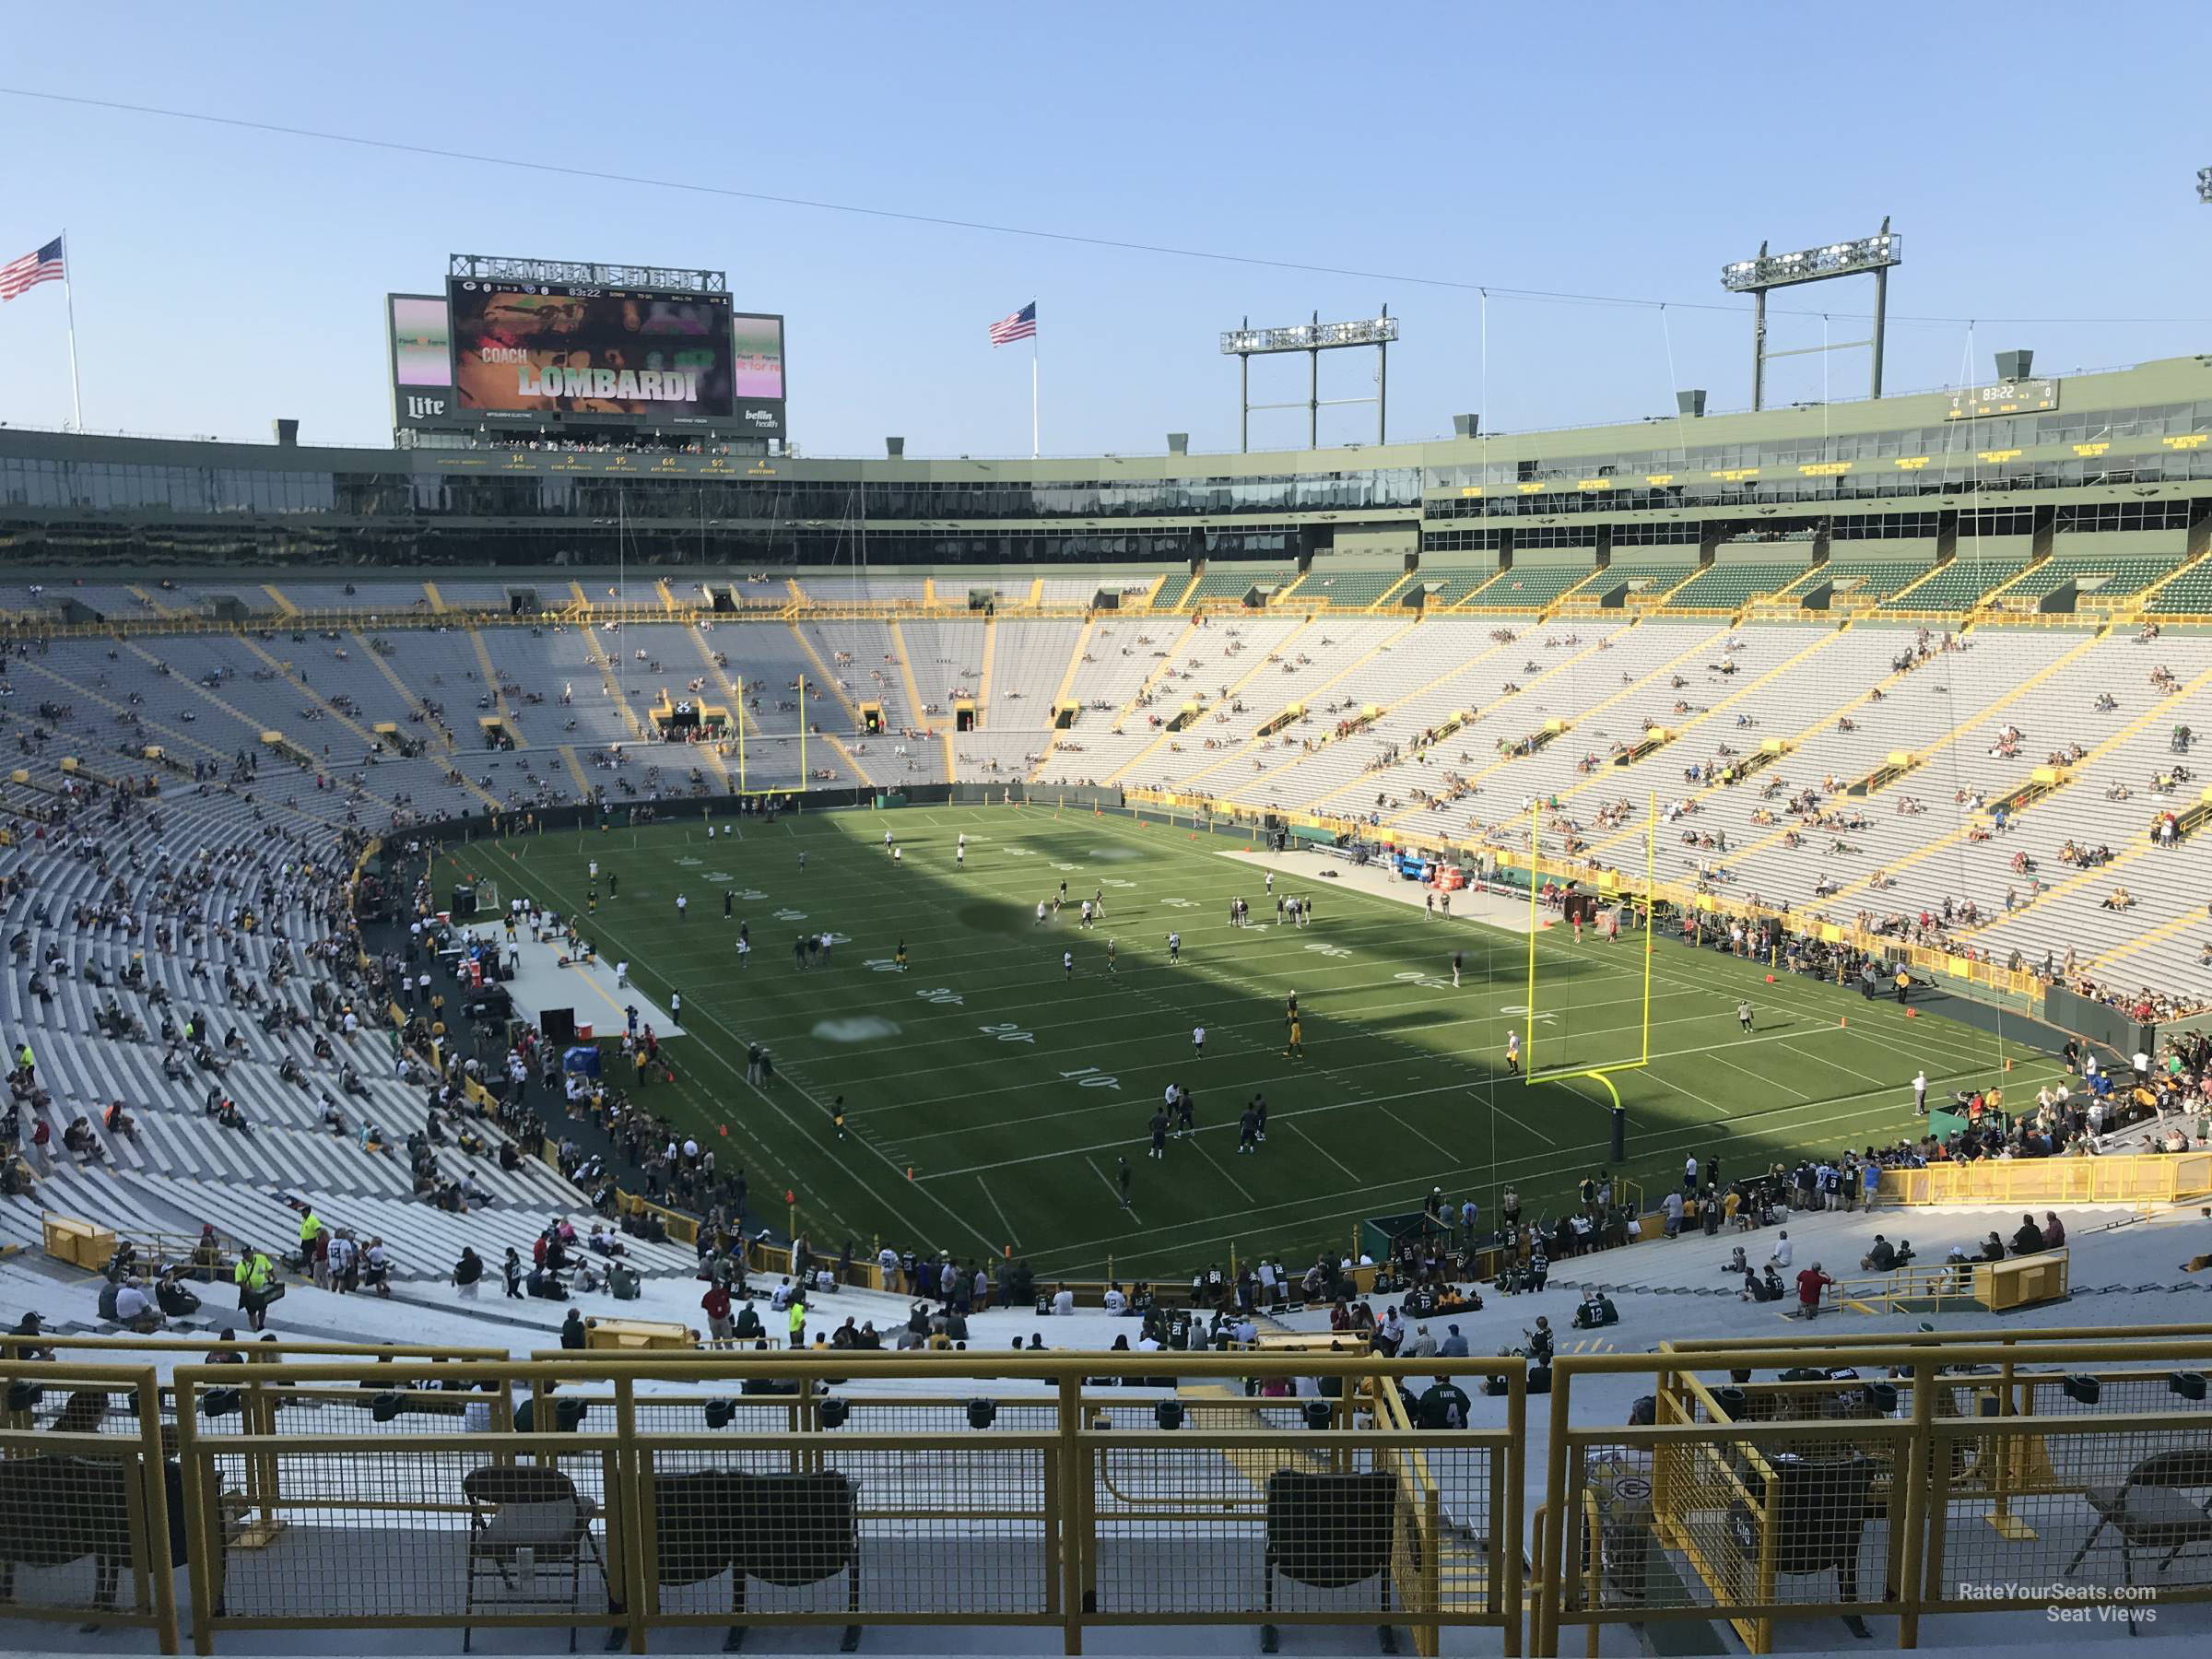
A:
[[1946, 378, 2060, 420]]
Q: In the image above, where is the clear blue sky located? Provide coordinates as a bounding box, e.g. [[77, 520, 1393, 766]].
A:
[[4, 4, 2208, 458]]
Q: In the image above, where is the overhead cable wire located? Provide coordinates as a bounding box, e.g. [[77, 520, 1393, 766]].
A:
[[4, 86, 2208, 331]]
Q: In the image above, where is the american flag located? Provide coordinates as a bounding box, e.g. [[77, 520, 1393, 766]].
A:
[[0, 237, 65, 302], [987, 301, 1037, 347]]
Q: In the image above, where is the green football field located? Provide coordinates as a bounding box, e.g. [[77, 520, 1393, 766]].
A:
[[442, 806, 2054, 1282]]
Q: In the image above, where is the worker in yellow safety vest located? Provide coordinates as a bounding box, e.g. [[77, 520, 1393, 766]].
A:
[[233, 1249, 276, 1332], [298, 1206, 326, 1288]]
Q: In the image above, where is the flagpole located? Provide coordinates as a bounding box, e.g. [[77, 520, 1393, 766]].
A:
[[1030, 327, 1039, 460], [61, 232, 83, 431]]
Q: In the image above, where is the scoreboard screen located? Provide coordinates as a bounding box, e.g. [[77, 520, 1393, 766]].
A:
[[449, 277, 735, 426], [1946, 379, 2059, 421]]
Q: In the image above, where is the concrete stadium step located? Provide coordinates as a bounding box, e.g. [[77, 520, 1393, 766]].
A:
[[103, 1170, 688, 1285]]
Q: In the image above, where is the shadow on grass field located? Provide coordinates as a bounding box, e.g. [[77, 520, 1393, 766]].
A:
[[450, 806, 2056, 1278]]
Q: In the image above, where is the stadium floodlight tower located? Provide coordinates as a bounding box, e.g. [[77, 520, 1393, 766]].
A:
[[1720, 219, 1900, 411], [1220, 308, 1398, 452], [2199, 166, 2212, 204]]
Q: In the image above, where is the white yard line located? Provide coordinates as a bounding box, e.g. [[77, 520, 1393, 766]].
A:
[[1707, 1050, 1804, 1100], [1084, 1155, 1142, 1225], [1287, 1121, 1359, 1181], [1781, 1039, 1891, 1091], [1026, 1087, 1939, 1275], [980, 1180, 1021, 1250], [1380, 1105, 1455, 1162], [1189, 1136, 1255, 1202], [485, 842, 998, 1255], [894, 1020, 1928, 1151]]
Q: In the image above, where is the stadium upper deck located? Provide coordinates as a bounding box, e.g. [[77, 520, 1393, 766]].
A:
[[4, 353, 2211, 573]]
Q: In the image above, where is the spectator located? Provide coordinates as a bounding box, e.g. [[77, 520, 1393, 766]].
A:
[[560, 1308, 587, 1350], [701, 1280, 735, 1342], [453, 1247, 485, 1299], [112, 1277, 161, 1334], [155, 1268, 202, 1321], [1741, 1264, 1784, 1302], [1794, 1262, 1834, 1320]]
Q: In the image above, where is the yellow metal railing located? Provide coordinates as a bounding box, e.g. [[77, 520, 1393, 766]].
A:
[[1885, 1152, 2212, 1207], [0, 1349, 1525, 1655], [10, 1332, 2212, 1653], [1542, 1332, 2212, 1654]]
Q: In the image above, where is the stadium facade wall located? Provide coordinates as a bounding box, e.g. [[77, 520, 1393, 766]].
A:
[[5, 354, 2212, 571]]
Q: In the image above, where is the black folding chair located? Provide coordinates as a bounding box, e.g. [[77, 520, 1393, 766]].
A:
[[1729, 1453, 1878, 1641], [462, 1465, 604, 1653], [730, 1471, 862, 1652], [0, 1454, 205, 1633], [634, 1469, 861, 1653], [1261, 1469, 1400, 1653], [2064, 1447, 2212, 1633]]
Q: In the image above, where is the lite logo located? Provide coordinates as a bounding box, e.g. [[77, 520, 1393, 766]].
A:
[[405, 394, 448, 419]]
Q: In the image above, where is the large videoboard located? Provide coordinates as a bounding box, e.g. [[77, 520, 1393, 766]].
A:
[[448, 276, 741, 429]]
